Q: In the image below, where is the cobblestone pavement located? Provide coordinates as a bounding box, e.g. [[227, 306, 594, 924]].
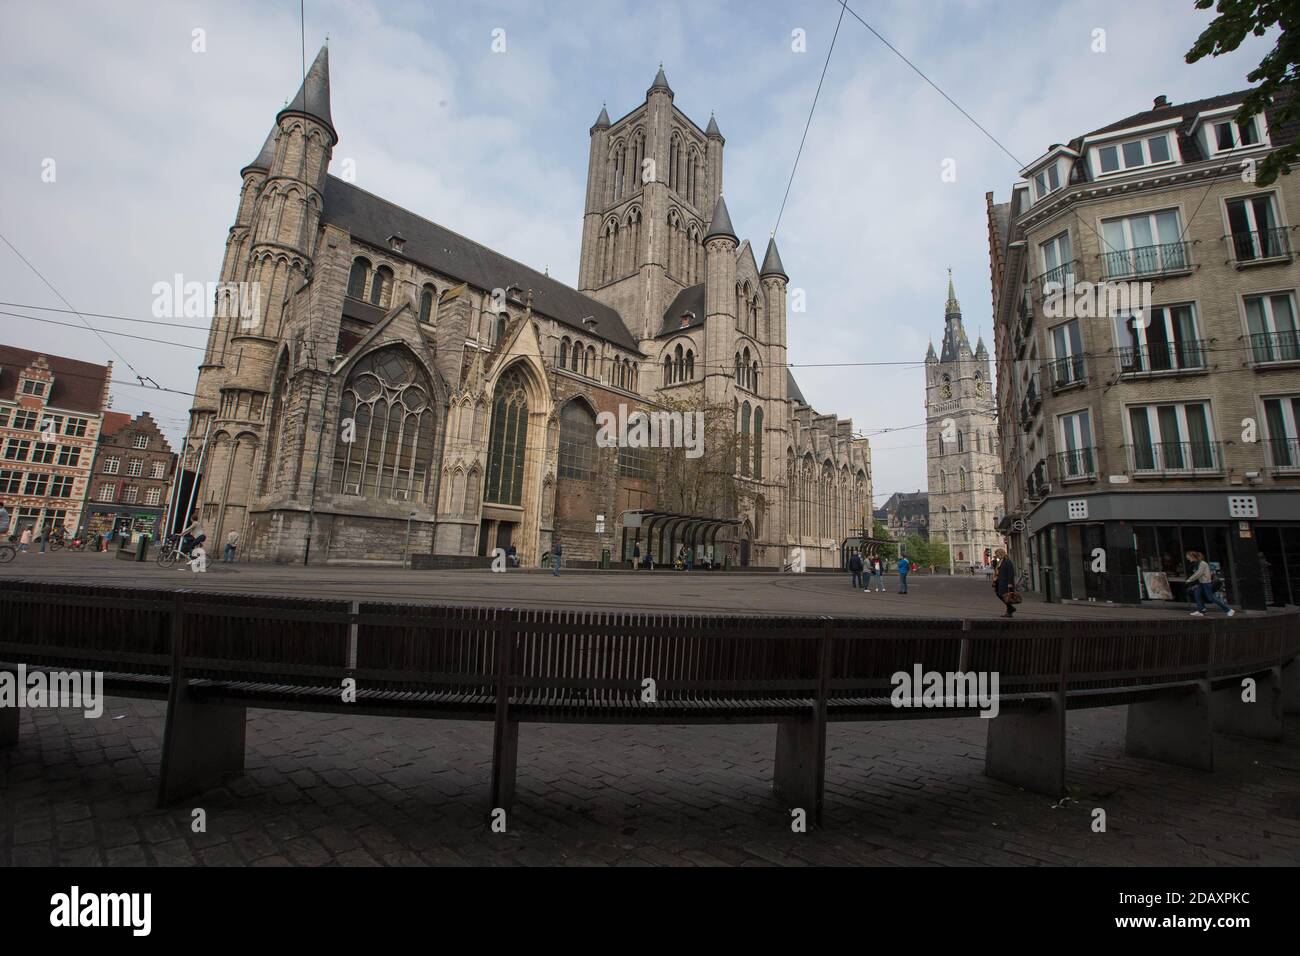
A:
[[3, 698, 1298, 866], [0, 550, 1239, 619]]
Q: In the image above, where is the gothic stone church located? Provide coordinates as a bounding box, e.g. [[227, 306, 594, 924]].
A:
[[188, 47, 872, 567]]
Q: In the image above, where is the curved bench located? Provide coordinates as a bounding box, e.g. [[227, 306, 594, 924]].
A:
[[1, 579, 1297, 825]]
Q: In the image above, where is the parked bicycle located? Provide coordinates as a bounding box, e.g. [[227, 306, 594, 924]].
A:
[[0, 540, 14, 564]]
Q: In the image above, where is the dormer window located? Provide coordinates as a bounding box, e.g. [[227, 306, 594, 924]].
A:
[[20, 379, 46, 397], [388, 233, 405, 253], [1213, 115, 1261, 152], [680, 312, 694, 327], [1096, 132, 1172, 175], [1033, 164, 1060, 201]]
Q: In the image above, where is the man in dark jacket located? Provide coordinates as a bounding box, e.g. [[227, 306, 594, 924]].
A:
[[848, 551, 863, 589], [993, 548, 1016, 617]]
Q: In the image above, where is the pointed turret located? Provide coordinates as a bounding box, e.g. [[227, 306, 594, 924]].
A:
[[939, 270, 970, 363], [241, 127, 278, 175], [975, 336, 988, 356], [648, 64, 672, 97], [926, 340, 937, 362], [705, 113, 723, 140], [278, 45, 335, 141], [704, 195, 737, 243], [760, 236, 788, 280], [592, 105, 610, 131]]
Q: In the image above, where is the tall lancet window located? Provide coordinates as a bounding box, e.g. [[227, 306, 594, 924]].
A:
[[485, 365, 529, 506], [330, 346, 436, 502]]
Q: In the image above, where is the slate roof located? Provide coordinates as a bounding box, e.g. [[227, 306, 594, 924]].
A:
[[321, 176, 642, 352], [0, 345, 110, 414], [786, 369, 806, 405], [658, 284, 705, 337], [279, 45, 335, 139]]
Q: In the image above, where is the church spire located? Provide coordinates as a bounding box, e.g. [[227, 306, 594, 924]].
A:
[[278, 45, 335, 141], [939, 269, 970, 363]]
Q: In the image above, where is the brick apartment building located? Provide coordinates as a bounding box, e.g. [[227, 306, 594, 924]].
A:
[[0, 346, 112, 537], [987, 89, 1300, 609], [82, 411, 178, 538]]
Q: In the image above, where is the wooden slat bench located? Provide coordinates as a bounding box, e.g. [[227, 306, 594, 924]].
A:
[[1, 579, 1297, 826]]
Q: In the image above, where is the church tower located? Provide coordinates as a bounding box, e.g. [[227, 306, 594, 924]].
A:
[[924, 272, 1003, 569], [578, 67, 723, 341]]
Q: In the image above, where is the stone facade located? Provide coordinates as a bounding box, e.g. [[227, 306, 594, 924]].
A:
[[924, 278, 1004, 568], [987, 89, 1300, 607], [185, 50, 871, 568]]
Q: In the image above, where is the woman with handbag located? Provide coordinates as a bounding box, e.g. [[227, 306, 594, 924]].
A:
[[993, 548, 1019, 618]]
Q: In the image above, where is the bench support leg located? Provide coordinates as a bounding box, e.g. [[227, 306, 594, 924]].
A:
[[773, 713, 825, 827], [157, 689, 246, 807], [1281, 658, 1300, 717], [0, 670, 17, 747], [1125, 681, 1213, 771], [985, 694, 1066, 797], [1212, 668, 1284, 742], [490, 718, 518, 813]]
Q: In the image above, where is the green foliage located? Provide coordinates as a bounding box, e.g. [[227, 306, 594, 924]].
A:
[[901, 533, 944, 570], [871, 520, 898, 561], [1186, 0, 1299, 186]]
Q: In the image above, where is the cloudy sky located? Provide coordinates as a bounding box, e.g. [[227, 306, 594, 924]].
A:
[[0, 0, 1275, 502]]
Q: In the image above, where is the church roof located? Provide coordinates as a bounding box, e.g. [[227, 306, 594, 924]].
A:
[[322, 176, 642, 352], [657, 283, 706, 337], [648, 65, 672, 96], [278, 45, 335, 139], [786, 368, 807, 405], [592, 105, 610, 130], [242, 127, 277, 174], [705, 113, 722, 138], [759, 237, 787, 280], [704, 195, 737, 242]]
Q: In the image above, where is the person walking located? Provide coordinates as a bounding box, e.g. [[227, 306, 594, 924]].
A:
[[1186, 551, 1234, 617], [632, 541, 640, 570], [896, 554, 911, 593], [848, 551, 863, 589], [993, 548, 1018, 618], [551, 536, 562, 576], [223, 530, 239, 563], [873, 557, 886, 591], [0, 502, 9, 540], [19, 527, 32, 553]]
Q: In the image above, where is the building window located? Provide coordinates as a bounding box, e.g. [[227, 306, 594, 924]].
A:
[[1263, 394, 1300, 471], [64, 417, 88, 437], [97, 484, 115, 502], [1213, 115, 1261, 152], [122, 485, 139, 504], [1244, 292, 1299, 364], [1101, 209, 1186, 278], [40, 415, 62, 435], [0, 408, 8, 428], [559, 338, 570, 368], [103, 455, 120, 475], [127, 459, 144, 477], [330, 346, 437, 502], [145, 487, 162, 506], [347, 257, 370, 298], [23, 473, 48, 496], [753, 406, 763, 478], [1127, 401, 1218, 474], [132, 434, 149, 450], [419, 285, 435, 323], [1096, 132, 1173, 175], [1048, 320, 1085, 388], [1227, 194, 1287, 262], [369, 266, 393, 307], [618, 444, 652, 480], [56, 446, 81, 468], [558, 400, 596, 481], [739, 402, 751, 477], [1114, 304, 1204, 373], [50, 475, 74, 498], [1057, 410, 1095, 478], [1032, 164, 1060, 201], [149, 460, 166, 479], [12, 410, 37, 431], [20, 380, 46, 397], [3, 439, 30, 462], [484, 365, 529, 505], [1038, 231, 1072, 285], [30, 442, 55, 464], [0, 470, 20, 494]]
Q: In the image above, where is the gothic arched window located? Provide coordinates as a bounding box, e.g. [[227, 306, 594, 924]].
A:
[[685, 350, 694, 380], [330, 346, 436, 502], [558, 400, 596, 481], [559, 337, 570, 368], [485, 365, 529, 506], [347, 258, 370, 299], [753, 406, 764, 478], [571, 339, 582, 372], [418, 285, 435, 323], [957, 430, 964, 452], [740, 401, 751, 477], [664, 355, 674, 384], [674, 344, 684, 380], [369, 266, 393, 307], [495, 314, 507, 345]]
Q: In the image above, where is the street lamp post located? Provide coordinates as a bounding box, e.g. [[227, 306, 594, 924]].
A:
[[303, 353, 343, 566]]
